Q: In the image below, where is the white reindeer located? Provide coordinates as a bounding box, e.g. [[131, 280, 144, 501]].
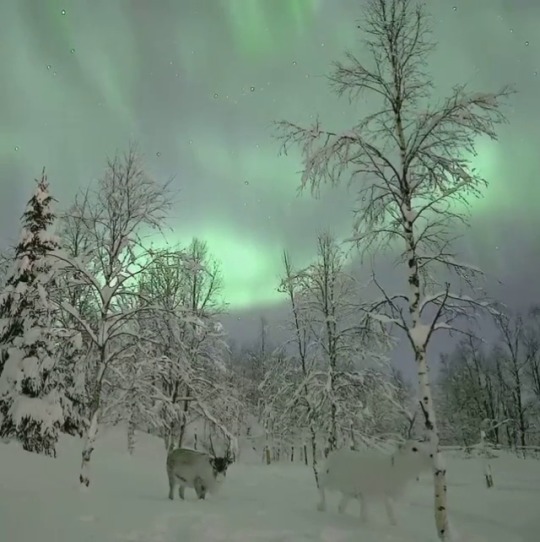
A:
[[317, 439, 432, 525]]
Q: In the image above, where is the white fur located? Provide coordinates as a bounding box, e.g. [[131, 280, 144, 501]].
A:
[[166, 449, 223, 500], [317, 440, 432, 525]]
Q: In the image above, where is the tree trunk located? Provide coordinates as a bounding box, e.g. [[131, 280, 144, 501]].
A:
[[80, 407, 100, 488], [127, 415, 135, 455], [404, 209, 450, 540], [479, 430, 494, 488], [164, 426, 175, 452], [309, 425, 319, 488], [328, 390, 338, 453], [177, 385, 191, 448], [417, 352, 450, 540], [484, 462, 494, 488], [349, 422, 357, 450]]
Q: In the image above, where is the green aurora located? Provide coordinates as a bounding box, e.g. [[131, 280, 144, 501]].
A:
[[0, 0, 538, 310]]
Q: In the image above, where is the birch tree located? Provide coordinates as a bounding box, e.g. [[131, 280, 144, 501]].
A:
[[52, 145, 172, 486], [102, 340, 178, 455], [53, 200, 100, 438], [291, 233, 390, 454], [138, 241, 238, 452], [438, 340, 506, 446], [524, 306, 540, 403], [298, 233, 355, 454], [171, 238, 226, 448], [278, 251, 320, 483], [135, 248, 188, 449], [493, 312, 531, 448], [274, 0, 511, 538], [272, 240, 394, 482]]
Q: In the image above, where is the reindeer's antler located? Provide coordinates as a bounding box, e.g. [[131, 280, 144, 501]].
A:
[[225, 435, 233, 463], [406, 410, 417, 439], [208, 432, 216, 457]]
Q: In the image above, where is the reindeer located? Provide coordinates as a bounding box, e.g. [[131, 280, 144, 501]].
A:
[[166, 433, 234, 501], [317, 409, 432, 525]]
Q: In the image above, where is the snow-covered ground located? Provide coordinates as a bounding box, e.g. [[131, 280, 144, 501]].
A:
[[0, 429, 538, 542]]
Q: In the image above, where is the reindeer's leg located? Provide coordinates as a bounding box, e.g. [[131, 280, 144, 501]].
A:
[[317, 487, 327, 511], [338, 493, 351, 514], [383, 495, 397, 526], [178, 485, 185, 500], [358, 493, 368, 523], [194, 477, 206, 500], [167, 472, 175, 500]]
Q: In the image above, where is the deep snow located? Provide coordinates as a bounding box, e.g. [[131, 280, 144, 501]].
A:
[[0, 429, 538, 541]]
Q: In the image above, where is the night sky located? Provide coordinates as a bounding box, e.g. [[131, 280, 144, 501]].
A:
[[1, 0, 539, 357]]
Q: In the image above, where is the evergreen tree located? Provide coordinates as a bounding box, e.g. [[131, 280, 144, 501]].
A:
[[0, 170, 64, 456]]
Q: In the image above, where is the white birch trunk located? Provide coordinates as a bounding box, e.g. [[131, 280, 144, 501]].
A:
[[418, 349, 450, 538], [80, 408, 100, 488], [404, 213, 451, 541]]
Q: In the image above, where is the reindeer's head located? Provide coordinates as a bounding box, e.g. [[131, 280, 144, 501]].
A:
[[393, 438, 432, 474], [208, 434, 234, 477], [394, 406, 432, 462]]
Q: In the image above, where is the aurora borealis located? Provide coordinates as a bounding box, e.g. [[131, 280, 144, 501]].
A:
[[1, 0, 539, 323]]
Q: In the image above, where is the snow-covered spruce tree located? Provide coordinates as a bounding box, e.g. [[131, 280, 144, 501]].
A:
[[52, 145, 172, 486], [0, 170, 65, 456], [0, 247, 14, 292], [274, 1, 511, 538]]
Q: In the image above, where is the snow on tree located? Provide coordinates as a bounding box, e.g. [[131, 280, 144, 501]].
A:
[[100, 341, 178, 455], [437, 337, 509, 447], [137, 240, 240, 453], [274, 250, 320, 480], [281, 234, 391, 453], [274, 1, 511, 539], [257, 350, 304, 462], [436, 308, 540, 452], [263, 237, 399, 484], [0, 247, 14, 291], [523, 306, 540, 406], [227, 319, 278, 449], [53, 328, 87, 437], [0, 169, 66, 456], [492, 311, 532, 449], [51, 145, 172, 486]]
